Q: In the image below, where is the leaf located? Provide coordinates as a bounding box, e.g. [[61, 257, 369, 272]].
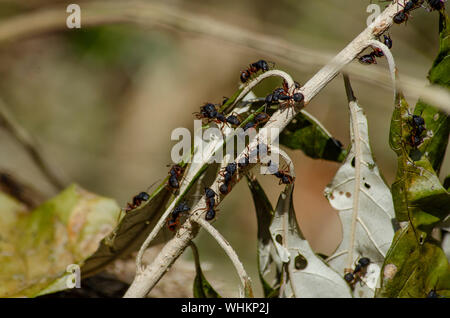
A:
[[246, 175, 281, 298], [378, 24, 450, 296], [0, 185, 121, 297], [191, 242, 220, 298], [411, 11, 450, 174], [377, 225, 450, 298], [377, 94, 450, 297], [280, 110, 347, 162], [324, 82, 395, 297], [270, 184, 352, 298], [81, 184, 172, 277]]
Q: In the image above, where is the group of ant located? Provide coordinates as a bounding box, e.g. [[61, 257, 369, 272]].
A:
[[393, 0, 445, 25], [358, 0, 446, 65], [124, 59, 300, 232]]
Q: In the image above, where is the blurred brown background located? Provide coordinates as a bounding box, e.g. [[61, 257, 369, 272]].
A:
[[0, 0, 448, 297]]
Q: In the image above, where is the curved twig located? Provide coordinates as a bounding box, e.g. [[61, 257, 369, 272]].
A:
[[195, 218, 253, 297]]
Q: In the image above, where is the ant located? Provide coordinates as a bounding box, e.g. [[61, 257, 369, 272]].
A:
[[194, 103, 219, 120], [358, 53, 377, 65], [426, 0, 445, 10], [403, 0, 424, 12], [243, 112, 271, 131], [219, 163, 238, 195], [225, 114, 242, 127], [273, 165, 295, 185], [360, 34, 393, 63], [203, 187, 218, 221], [167, 201, 191, 231], [408, 114, 426, 148], [125, 191, 150, 212], [343, 257, 371, 289], [393, 0, 423, 25], [240, 59, 271, 83], [167, 164, 184, 192], [383, 34, 393, 49]]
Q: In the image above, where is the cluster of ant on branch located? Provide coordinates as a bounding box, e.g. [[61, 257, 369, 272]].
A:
[[123, 59, 303, 238], [358, 0, 444, 65]]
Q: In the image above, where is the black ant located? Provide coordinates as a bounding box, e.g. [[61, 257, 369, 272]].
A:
[[344, 257, 371, 289], [359, 34, 393, 63], [273, 165, 295, 185], [393, 9, 410, 24], [358, 53, 377, 65], [243, 113, 271, 131], [194, 103, 219, 120], [225, 114, 242, 127], [203, 187, 218, 220], [383, 35, 393, 49], [219, 163, 238, 195], [167, 201, 191, 231], [426, 0, 445, 10], [167, 164, 184, 192], [408, 114, 426, 148], [125, 191, 150, 212], [403, 0, 424, 12], [240, 59, 271, 83]]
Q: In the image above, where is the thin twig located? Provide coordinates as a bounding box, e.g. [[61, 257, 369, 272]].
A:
[[343, 74, 362, 271], [195, 218, 253, 298], [0, 98, 66, 190], [124, 1, 408, 297]]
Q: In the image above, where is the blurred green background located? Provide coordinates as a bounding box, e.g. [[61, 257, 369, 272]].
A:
[[0, 0, 448, 297]]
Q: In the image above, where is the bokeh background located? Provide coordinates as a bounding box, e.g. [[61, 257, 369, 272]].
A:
[[0, 0, 448, 297]]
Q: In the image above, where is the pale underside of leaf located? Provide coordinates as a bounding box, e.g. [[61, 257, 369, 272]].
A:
[[324, 100, 395, 297], [270, 185, 352, 298]]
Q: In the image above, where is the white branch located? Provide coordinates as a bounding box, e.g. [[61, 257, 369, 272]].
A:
[[195, 218, 253, 297]]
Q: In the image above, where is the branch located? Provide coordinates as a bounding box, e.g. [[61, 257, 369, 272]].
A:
[[124, 1, 408, 298], [195, 218, 253, 297], [0, 98, 66, 191]]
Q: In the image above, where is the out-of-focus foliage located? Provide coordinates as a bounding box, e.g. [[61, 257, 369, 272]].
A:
[[0, 185, 120, 297]]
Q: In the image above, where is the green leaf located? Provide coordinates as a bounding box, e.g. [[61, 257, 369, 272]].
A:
[[81, 184, 172, 277], [246, 176, 280, 298], [280, 110, 347, 162], [0, 185, 121, 297], [377, 225, 450, 298], [412, 11, 450, 174], [380, 46, 450, 297], [191, 242, 220, 298]]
